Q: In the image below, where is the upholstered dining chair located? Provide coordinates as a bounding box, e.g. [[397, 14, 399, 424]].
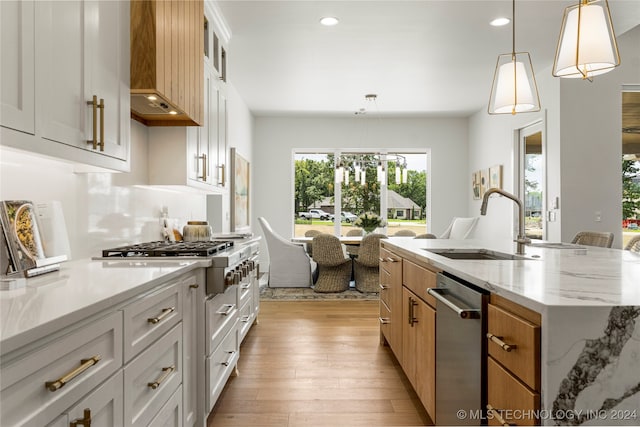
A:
[[312, 233, 352, 293], [258, 217, 315, 287], [624, 235, 640, 253], [354, 233, 388, 293], [571, 231, 614, 248], [415, 233, 437, 239], [439, 217, 479, 239], [393, 229, 417, 237]]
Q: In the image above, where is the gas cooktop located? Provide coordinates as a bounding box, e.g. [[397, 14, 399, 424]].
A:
[[101, 241, 234, 258]]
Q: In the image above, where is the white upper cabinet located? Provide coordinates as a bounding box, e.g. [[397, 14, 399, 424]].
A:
[[0, 0, 35, 134], [0, 0, 130, 172]]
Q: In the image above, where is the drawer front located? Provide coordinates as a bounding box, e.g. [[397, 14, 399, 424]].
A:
[[238, 279, 252, 309], [238, 297, 253, 343], [0, 311, 122, 427], [66, 370, 124, 427], [123, 281, 182, 362], [148, 384, 183, 427], [379, 265, 392, 308], [487, 304, 540, 391], [124, 323, 182, 427], [380, 247, 401, 277], [379, 298, 392, 343], [487, 357, 539, 426], [402, 259, 437, 308], [206, 285, 238, 355], [206, 326, 239, 411]]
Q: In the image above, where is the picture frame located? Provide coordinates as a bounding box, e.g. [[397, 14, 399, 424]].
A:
[[472, 171, 481, 200], [480, 169, 489, 198], [230, 147, 250, 232], [489, 164, 503, 190]]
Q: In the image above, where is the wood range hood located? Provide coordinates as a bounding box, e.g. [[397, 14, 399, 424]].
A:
[[130, 0, 204, 126]]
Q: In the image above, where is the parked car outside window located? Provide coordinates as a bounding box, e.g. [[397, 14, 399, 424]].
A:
[[330, 212, 358, 223]]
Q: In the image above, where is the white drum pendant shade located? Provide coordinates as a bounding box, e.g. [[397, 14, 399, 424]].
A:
[[553, 0, 620, 79], [489, 53, 540, 115]]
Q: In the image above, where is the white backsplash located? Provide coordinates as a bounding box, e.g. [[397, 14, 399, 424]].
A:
[[0, 121, 207, 260]]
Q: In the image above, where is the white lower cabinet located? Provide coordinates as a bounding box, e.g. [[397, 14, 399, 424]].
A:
[[149, 385, 184, 427], [123, 323, 182, 427], [0, 311, 122, 426], [206, 326, 239, 411], [66, 370, 124, 427]]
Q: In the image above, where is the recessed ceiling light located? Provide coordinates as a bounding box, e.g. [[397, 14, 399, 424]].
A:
[[320, 16, 339, 26], [490, 17, 510, 27]]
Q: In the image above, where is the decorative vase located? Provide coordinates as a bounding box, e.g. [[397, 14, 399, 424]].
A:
[[363, 227, 377, 234]]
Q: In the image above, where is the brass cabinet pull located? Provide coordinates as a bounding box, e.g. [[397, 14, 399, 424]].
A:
[[379, 284, 388, 290], [379, 257, 385, 262], [486, 333, 516, 352], [240, 315, 250, 323], [189, 284, 199, 289], [408, 297, 418, 326], [241, 283, 251, 290], [45, 355, 102, 392], [98, 98, 104, 152], [147, 307, 175, 324], [197, 153, 207, 180], [217, 164, 226, 186], [386, 257, 397, 262], [221, 351, 236, 367], [70, 408, 92, 427], [86, 95, 98, 150], [487, 404, 511, 426], [217, 304, 235, 316], [379, 317, 390, 325], [147, 365, 175, 390]]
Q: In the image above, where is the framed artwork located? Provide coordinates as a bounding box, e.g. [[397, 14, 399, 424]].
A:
[[480, 169, 489, 197], [489, 164, 503, 190], [230, 147, 250, 232], [472, 171, 481, 200]]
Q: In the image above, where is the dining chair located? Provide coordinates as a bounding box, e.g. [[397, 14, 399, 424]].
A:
[[393, 229, 417, 237], [624, 235, 640, 253], [439, 217, 479, 239], [258, 217, 315, 287], [415, 233, 437, 239], [571, 231, 614, 248], [304, 229, 321, 257], [346, 229, 365, 236], [354, 233, 388, 293], [311, 234, 352, 292]]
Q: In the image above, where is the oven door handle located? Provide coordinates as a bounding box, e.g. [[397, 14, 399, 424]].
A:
[[427, 288, 481, 319]]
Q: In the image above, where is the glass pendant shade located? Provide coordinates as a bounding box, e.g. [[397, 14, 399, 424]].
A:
[[553, 0, 620, 79], [488, 53, 541, 115], [395, 167, 401, 185]]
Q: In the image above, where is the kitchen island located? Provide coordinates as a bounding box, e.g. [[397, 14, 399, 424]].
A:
[[381, 237, 640, 426]]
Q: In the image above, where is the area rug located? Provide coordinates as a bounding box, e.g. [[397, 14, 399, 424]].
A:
[[259, 286, 379, 301]]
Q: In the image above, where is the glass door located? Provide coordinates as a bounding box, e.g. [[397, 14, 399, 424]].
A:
[[518, 122, 545, 241]]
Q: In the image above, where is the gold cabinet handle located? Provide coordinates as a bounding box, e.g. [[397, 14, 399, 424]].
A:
[[378, 317, 390, 325], [217, 304, 235, 316], [217, 164, 226, 186], [379, 257, 385, 262], [189, 284, 199, 289], [98, 98, 104, 152], [487, 404, 511, 426], [86, 95, 97, 150], [386, 257, 397, 263], [486, 333, 516, 352], [70, 408, 92, 427], [221, 351, 236, 367], [45, 355, 102, 392], [147, 307, 175, 324], [408, 297, 418, 326], [379, 284, 388, 290], [147, 365, 175, 390], [240, 315, 251, 323]]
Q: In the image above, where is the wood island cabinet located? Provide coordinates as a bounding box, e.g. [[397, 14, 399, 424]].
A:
[[486, 294, 541, 426], [379, 246, 403, 360]]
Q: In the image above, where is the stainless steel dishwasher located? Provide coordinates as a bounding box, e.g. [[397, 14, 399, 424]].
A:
[[427, 273, 488, 426]]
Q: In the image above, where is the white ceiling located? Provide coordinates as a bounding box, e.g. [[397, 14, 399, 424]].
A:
[[218, 1, 640, 117]]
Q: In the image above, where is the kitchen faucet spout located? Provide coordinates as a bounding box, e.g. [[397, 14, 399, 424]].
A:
[[480, 188, 531, 255]]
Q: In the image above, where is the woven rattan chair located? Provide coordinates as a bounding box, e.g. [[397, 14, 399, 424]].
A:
[[304, 229, 321, 257], [346, 229, 364, 236], [312, 234, 352, 292], [571, 231, 614, 248], [393, 229, 416, 237], [345, 228, 364, 256], [624, 235, 640, 253], [415, 233, 437, 239], [354, 233, 388, 293]]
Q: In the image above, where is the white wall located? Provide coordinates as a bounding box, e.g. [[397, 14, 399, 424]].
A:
[[252, 116, 468, 269], [558, 25, 640, 248]]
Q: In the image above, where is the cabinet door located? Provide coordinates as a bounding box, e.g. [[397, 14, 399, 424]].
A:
[[83, 0, 129, 160], [37, 0, 85, 147], [1, 0, 35, 134], [66, 370, 124, 427], [182, 273, 204, 427]]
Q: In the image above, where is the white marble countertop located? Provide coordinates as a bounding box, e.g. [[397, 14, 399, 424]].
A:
[[382, 238, 640, 312], [0, 258, 207, 355]]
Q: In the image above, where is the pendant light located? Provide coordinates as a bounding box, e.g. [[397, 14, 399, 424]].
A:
[[488, 0, 540, 115], [552, 0, 620, 80]]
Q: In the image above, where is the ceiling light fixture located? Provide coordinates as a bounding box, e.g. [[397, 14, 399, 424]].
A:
[[552, 0, 620, 80], [490, 17, 510, 27], [488, 0, 541, 115], [319, 16, 339, 26]]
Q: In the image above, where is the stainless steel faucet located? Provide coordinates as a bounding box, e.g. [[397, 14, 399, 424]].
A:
[[480, 188, 531, 255]]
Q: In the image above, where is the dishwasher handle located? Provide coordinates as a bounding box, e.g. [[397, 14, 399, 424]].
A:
[[427, 287, 481, 319]]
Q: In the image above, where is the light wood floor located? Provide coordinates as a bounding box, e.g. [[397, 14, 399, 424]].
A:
[[207, 300, 431, 427]]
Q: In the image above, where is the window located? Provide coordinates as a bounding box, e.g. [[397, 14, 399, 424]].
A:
[[518, 122, 545, 240], [293, 151, 428, 237]]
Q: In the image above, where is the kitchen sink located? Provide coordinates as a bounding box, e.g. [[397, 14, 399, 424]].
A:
[[423, 248, 536, 260]]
